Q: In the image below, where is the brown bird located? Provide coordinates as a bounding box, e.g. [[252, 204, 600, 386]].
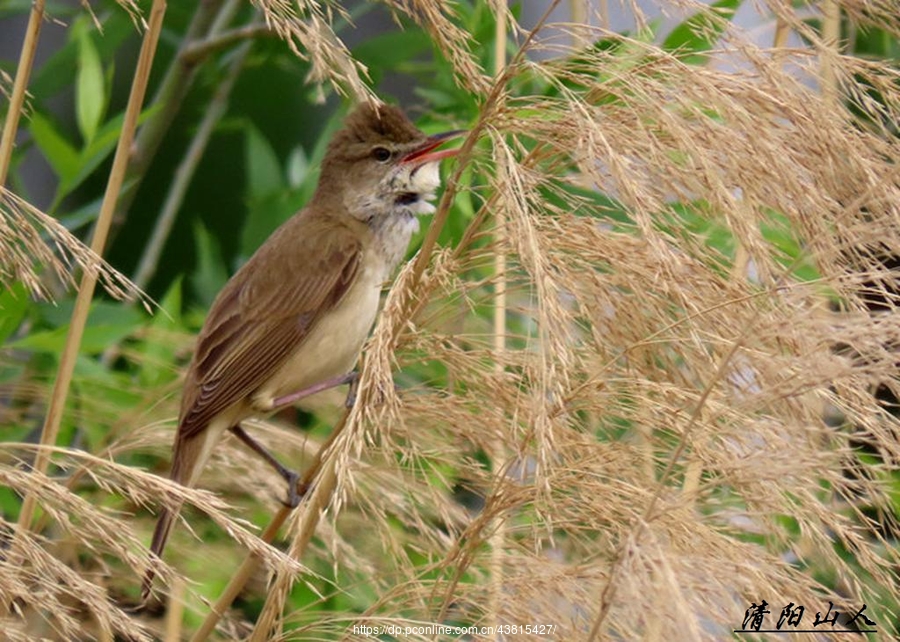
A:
[[142, 103, 462, 599]]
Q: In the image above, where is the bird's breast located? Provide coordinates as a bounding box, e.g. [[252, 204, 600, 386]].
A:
[[252, 260, 384, 407]]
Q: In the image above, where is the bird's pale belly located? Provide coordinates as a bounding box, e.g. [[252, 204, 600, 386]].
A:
[[250, 267, 383, 410]]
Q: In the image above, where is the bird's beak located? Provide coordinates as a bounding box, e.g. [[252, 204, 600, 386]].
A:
[[401, 130, 466, 165]]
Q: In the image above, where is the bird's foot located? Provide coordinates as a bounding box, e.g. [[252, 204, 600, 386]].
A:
[[344, 371, 361, 408], [280, 468, 303, 508]]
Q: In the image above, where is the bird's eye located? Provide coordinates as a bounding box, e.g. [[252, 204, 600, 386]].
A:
[[372, 147, 392, 163]]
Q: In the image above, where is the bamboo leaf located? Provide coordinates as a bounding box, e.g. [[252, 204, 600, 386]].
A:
[[28, 112, 80, 185], [75, 26, 106, 145]]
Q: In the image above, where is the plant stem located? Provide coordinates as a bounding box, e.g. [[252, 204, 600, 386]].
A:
[[773, 18, 791, 48], [0, 0, 44, 187], [180, 23, 272, 64], [486, 3, 509, 638], [13, 0, 168, 540], [109, 0, 228, 239], [133, 37, 252, 290], [820, 0, 841, 106]]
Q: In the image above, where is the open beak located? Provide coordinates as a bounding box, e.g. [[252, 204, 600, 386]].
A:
[[401, 130, 466, 165]]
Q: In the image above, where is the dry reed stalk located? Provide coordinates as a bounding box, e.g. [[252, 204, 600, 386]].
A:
[[0, 0, 43, 187], [327, 4, 899, 639], [820, 0, 842, 106], [2, 0, 900, 640], [0, 189, 141, 303], [12, 0, 168, 545], [487, 5, 510, 640], [249, 0, 373, 101]]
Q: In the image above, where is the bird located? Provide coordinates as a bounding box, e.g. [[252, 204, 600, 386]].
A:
[[141, 102, 463, 600]]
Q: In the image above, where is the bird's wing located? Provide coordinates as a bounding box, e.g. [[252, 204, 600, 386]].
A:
[[177, 214, 363, 440]]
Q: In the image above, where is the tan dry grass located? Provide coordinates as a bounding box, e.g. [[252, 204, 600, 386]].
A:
[[0, 187, 142, 303], [2, 0, 899, 640]]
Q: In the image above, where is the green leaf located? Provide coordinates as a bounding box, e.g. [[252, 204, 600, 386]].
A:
[[37, 299, 143, 330], [663, 0, 741, 60], [191, 223, 229, 309], [0, 283, 30, 345], [760, 209, 820, 282], [137, 279, 182, 388], [12, 323, 139, 355], [240, 191, 296, 259], [245, 123, 284, 199], [57, 196, 102, 231], [67, 104, 159, 197], [76, 25, 106, 144], [19, 299, 144, 356], [240, 124, 294, 257], [413, 87, 458, 110], [28, 112, 80, 184], [0, 0, 75, 20], [352, 30, 430, 83], [285, 145, 310, 189], [72, 366, 143, 450], [28, 103, 156, 208], [30, 8, 131, 99]]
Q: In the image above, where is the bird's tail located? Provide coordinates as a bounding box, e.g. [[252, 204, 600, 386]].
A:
[[141, 506, 178, 601], [141, 426, 220, 602]]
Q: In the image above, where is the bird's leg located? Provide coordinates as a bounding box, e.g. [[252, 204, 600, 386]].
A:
[[229, 425, 302, 508], [239, 372, 359, 506], [269, 371, 359, 411], [344, 371, 361, 408]]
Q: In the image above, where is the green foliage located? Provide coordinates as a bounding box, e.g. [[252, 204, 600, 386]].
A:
[[190, 222, 228, 307], [74, 18, 109, 145], [138, 280, 183, 388], [28, 111, 81, 187], [0, 283, 30, 345], [662, 0, 742, 63]]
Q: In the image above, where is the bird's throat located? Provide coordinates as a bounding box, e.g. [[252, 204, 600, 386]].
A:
[[369, 207, 421, 274]]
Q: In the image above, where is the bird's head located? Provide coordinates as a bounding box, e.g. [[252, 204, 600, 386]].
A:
[[315, 103, 463, 223]]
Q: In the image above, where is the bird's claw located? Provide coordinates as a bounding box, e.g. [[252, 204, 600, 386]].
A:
[[281, 469, 302, 508]]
